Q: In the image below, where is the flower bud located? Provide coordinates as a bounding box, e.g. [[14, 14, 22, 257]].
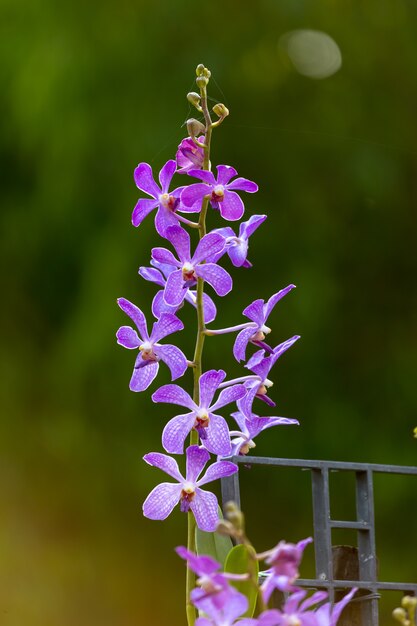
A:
[[196, 64, 205, 76], [402, 596, 417, 610], [392, 607, 408, 625], [413, 426, 417, 438], [187, 92, 201, 108], [213, 103, 229, 118], [196, 75, 208, 89], [224, 501, 245, 532], [215, 520, 236, 536], [186, 118, 206, 137]]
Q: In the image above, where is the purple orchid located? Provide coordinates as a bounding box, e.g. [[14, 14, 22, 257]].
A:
[[236, 336, 300, 415], [139, 260, 217, 323], [194, 587, 249, 626], [151, 225, 232, 307], [251, 588, 357, 626], [233, 285, 296, 362], [257, 537, 313, 603], [209, 215, 267, 268], [176, 547, 247, 609], [181, 165, 258, 221], [152, 369, 247, 455], [142, 445, 237, 531], [229, 411, 299, 456], [116, 297, 187, 392], [176, 136, 205, 173]]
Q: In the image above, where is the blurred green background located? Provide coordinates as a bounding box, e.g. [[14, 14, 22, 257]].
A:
[[1, 0, 416, 624]]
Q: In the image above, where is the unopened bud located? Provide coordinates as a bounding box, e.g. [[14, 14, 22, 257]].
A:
[[196, 64, 205, 76], [215, 520, 235, 536], [196, 75, 208, 89], [402, 596, 417, 610], [187, 92, 201, 108], [413, 426, 417, 438], [392, 607, 408, 625], [213, 103, 229, 118], [186, 118, 206, 137], [203, 67, 211, 79], [224, 501, 244, 531]]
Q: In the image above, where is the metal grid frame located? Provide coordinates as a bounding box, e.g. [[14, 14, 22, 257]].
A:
[[221, 456, 417, 625]]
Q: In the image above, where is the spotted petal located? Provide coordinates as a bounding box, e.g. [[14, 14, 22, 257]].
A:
[[240, 214, 267, 239], [129, 358, 159, 392], [116, 326, 141, 349], [142, 482, 182, 520], [151, 313, 184, 343], [190, 488, 219, 531], [181, 183, 211, 208], [196, 263, 232, 297], [199, 370, 226, 408], [227, 177, 258, 193], [210, 384, 247, 412], [192, 232, 226, 265], [164, 269, 187, 307], [165, 226, 191, 262], [162, 412, 195, 454], [197, 459, 238, 486], [202, 414, 232, 456], [132, 198, 159, 227], [186, 445, 210, 483], [159, 159, 177, 192], [263, 285, 296, 320], [152, 383, 196, 411], [134, 162, 161, 198], [219, 190, 244, 221], [117, 297, 149, 340], [216, 165, 238, 185], [151, 247, 180, 268], [155, 343, 187, 380], [233, 326, 257, 362], [143, 451, 183, 481]]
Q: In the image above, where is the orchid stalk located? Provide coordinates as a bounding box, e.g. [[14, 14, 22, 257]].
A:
[[116, 64, 356, 625]]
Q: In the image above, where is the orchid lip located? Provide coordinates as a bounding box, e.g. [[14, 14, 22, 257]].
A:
[[159, 193, 177, 211]]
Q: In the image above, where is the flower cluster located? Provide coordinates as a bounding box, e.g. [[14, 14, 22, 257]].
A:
[[179, 535, 357, 626], [116, 64, 355, 625], [117, 71, 300, 534]]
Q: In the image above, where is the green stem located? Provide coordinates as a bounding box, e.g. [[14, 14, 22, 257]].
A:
[[186, 77, 213, 626]]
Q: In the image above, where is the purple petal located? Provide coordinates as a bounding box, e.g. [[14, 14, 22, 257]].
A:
[[129, 359, 159, 392], [190, 488, 218, 531], [185, 290, 217, 324], [152, 383, 196, 411], [272, 335, 300, 363], [186, 445, 210, 483], [197, 459, 238, 486], [219, 191, 244, 221], [134, 162, 160, 198], [196, 263, 232, 297], [195, 619, 211, 626], [240, 214, 267, 239], [299, 590, 328, 611], [116, 326, 141, 349], [142, 482, 182, 520], [117, 297, 149, 339], [233, 326, 257, 362], [151, 291, 179, 319], [202, 414, 232, 456], [199, 370, 226, 408], [227, 177, 258, 193], [132, 198, 159, 227], [175, 546, 220, 576], [210, 384, 247, 412], [155, 205, 179, 238], [187, 169, 216, 185], [192, 232, 226, 265], [181, 183, 211, 208], [165, 226, 191, 263], [227, 239, 249, 267], [143, 451, 183, 480], [242, 298, 265, 325], [164, 269, 187, 307], [263, 284, 296, 320], [216, 165, 238, 185], [162, 412, 195, 454], [139, 266, 166, 287], [151, 247, 180, 268], [151, 313, 183, 342], [155, 343, 187, 380], [159, 159, 177, 192]]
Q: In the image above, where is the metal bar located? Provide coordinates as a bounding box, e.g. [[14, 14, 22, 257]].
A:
[[221, 470, 241, 511], [355, 470, 378, 625], [231, 455, 417, 475], [330, 520, 370, 529], [311, 467, 333, 600], [292, 579, 417, 592]]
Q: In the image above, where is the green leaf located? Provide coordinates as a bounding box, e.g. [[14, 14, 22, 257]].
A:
[[224, 544, 259, 618], [195, 507, 233, 569]]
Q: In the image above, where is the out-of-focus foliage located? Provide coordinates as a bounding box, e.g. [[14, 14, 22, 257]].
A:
[[1, 0, 416, 624]]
